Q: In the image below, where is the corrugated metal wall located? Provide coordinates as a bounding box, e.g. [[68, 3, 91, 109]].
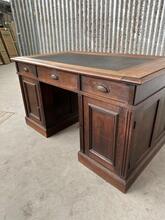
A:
[[11, 0, 165, 56]]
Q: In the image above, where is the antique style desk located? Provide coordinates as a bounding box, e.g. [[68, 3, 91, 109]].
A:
[[12, 52, 165, 192]]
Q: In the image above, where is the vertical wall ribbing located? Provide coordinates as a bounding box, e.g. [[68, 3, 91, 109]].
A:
[[11, 0, 165, 56]]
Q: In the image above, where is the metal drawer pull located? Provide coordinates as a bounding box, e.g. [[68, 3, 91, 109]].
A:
[[23, 67, 29, 72], [51, 74, 59, 80], [96, 85, 108, 93]]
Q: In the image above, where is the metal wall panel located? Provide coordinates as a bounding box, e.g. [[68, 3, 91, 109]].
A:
[[11, 0, 165, 56]]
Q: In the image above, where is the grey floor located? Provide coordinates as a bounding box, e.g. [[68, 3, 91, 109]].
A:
[[0, 63, 165, 220]]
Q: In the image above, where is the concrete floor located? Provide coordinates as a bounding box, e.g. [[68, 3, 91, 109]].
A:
[[0, 63, 165, 220]]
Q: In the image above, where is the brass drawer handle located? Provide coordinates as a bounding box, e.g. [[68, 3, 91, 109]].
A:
[[23, 67, 29, 72], [96, 85, 108, 93], [51, 74, 59, 80]]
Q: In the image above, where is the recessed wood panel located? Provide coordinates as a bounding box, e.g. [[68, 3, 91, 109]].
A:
[[21, 77, 42, 124], [152, 97, 165, 142], [130, 101, 159, 168], [89, 104, 118, 163], [83, 97, 127, 171]]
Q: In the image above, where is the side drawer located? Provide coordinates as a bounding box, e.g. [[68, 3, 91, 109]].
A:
[[134, 69, 165, 105], [37, 66, 78, 91], [81, 76, 135, 103], [17, 62, 37, 78]]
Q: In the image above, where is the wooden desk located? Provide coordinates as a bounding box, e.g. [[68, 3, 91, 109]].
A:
[[12, 52, 165, 192]]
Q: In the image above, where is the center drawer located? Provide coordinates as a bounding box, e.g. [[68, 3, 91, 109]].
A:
[[81, 76, 135, 103], [37, 66, 78, 91]]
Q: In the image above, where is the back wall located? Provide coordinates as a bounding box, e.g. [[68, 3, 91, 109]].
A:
[[11, 0, 165, 56]]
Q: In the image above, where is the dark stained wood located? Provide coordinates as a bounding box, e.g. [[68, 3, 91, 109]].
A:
[[37, 66, 78, 92], [20, 76, 43, 125], [17, 62, 37, 78], [134, 69, 165, 104], [83, 97, 128, 173], [126, 133, 165, 191], [25, 117, 48, 137], [130, 102, 158, 169], [152, 96, 165, 143], [78, 151, 127, 193], [81, 76, 135, 104], [13, 52, 165, 193], [12, 52, 165, 84], [128, 88, 165, 174]]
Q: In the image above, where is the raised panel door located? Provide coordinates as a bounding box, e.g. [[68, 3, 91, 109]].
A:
[[83, 97, 127, 172], [21, 76, 43, 124]]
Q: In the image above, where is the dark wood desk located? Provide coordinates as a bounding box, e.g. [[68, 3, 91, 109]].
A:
[[12, 52, 165, 192]]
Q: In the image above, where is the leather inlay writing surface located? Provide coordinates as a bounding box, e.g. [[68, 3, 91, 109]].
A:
[[33, 53, 153, 71]]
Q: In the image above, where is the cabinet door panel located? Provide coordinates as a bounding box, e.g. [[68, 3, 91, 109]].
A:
[[128, 88, 165, 172], [21, 76, 43, 124], [84, 97, 127, 172], [152, 97, 165, 142], [89, 104, 118, 162], [130, 101, 158, 168]]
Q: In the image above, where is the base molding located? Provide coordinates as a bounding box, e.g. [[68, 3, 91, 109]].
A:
[[25, 115, 78, 137], [126, 135, 165, 190], [26, 116, 165, 192], [25, 117, 48, 137], [78, 133, 165, 193], [78, 151, 127, 193]]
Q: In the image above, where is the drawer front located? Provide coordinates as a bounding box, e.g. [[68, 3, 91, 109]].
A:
[[37, 66, 78, 91], [81, 76, 134, 103], [17, 62, 37, 78]]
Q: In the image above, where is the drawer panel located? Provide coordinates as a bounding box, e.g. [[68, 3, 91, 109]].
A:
[[81, 76, 134, 103], [134, 69, 165, 105], [37, 66, 78, 91], [17, 62, 37, 78]]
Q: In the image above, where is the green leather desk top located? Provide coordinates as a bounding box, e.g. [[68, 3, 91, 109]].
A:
[[33, 53, 153, 71]]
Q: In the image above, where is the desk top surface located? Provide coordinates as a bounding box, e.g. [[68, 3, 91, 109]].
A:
[[12, 52, 165, 84], [33, 53, 153, 71]]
